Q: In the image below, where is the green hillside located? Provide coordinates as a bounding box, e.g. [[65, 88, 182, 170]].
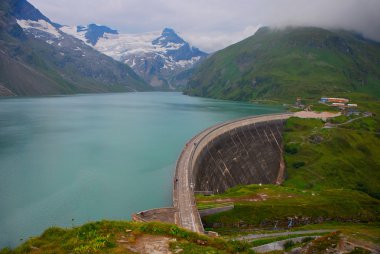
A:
[[185, 27, 380, 102]]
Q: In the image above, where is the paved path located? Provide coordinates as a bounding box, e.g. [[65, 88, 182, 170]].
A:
[[336, 114, 371, 126], [251, 235, 321, 253], [235, 229, 334, 241], [173, 113, 294, 233]]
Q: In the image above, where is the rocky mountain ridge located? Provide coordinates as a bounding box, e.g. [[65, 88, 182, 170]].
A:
[[61, 24, 208, 89], [0, 0, 151, 96]]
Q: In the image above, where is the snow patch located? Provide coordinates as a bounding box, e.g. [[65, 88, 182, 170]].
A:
[[177, 56, 201, 67], [60, 25, 90, 45], [59, 26, 205, 73], [131, 58, 136, 67], [165, 42, 184, 50], [17, 19, 61, 38], [94, 31, 162, 58]]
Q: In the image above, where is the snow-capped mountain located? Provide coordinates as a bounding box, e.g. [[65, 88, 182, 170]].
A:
[[60, 25, 208, 89], [4, 0, 150, 96], [62, 24, 118, 46], [10, 0, 207, 90]]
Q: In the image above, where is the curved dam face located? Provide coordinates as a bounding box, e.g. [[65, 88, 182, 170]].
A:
[[192, 120, 286, 194], [172, 113, 292, 233]]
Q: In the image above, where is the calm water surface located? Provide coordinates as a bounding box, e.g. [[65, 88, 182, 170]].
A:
[[0, 92, 283, 247]]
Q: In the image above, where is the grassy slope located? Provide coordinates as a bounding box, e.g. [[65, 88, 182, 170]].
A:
[[0, 221, 253, 254], [283, 117, 380, 198], [198, 185, 380, 228], [285, 96, 380, 197], [198, 98, 380, 236], [185, 27, 380, 102]]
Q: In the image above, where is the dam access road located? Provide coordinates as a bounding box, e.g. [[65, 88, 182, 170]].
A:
[[172, 113, 294, 233]]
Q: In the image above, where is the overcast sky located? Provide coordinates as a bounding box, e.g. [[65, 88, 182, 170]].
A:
[[29, 0, 380, 52]]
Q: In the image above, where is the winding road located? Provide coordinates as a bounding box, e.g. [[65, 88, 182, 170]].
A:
[[173, 113, 294, 233]]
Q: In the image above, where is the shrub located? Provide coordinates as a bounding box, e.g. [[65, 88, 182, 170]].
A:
[[293, 161, 306, 168], [283, 240, 295, 250], [285, 143, 299, 154], [302, 236, 315, 243]]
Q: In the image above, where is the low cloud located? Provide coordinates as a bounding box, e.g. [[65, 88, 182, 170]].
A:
[[181, 26, 261, 53], [29, 0, 380, 52]]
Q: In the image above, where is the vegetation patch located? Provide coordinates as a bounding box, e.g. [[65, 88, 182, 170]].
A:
[[305, 231, 341, 253], [283, 114, 380, 198], [0, 221, 254, 254], [248, 234, 321, 248], [198, 185, 380, 230], [170, 240, 228, 254], [297, 222, 380, 246]]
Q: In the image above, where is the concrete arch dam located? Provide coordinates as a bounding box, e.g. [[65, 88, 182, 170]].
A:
[[173, 113, 293, 233]]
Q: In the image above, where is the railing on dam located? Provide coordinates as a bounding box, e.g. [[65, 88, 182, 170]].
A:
[[173, 113, 294, 233]]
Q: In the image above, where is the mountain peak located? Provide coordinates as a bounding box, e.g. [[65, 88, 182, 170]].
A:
[[58, 23, 208, 89], [162, 28, 176, 35], [152, 27, 185, 46], [87, 24, 118, 34], [12, 0, 61, 28], [77, 24, 118, 46]]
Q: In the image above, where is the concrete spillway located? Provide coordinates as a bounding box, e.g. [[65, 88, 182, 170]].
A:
[[173, 113, 293, 233]]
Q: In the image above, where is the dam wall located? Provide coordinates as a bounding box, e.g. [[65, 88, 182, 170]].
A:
[[173, 113, 292, 233], [192, 119, 286, 194]]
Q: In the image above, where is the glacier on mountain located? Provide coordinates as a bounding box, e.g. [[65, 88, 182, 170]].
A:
[[17, 19, 62, 38], [60, 25, 207, 89]]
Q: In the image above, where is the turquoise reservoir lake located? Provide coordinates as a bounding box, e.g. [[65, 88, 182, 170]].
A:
[[0, 92, 283, 247]]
